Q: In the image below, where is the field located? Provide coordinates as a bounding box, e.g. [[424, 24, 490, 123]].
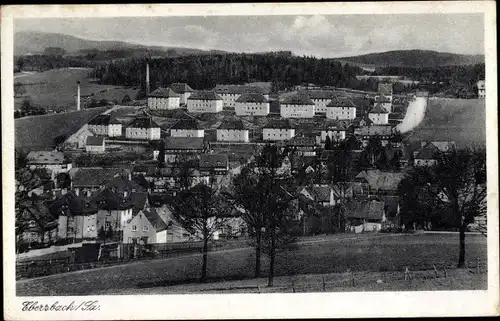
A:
[[14, 68, 138, 112], [16, 233, 487, 295], [409, 98, 486, 148]]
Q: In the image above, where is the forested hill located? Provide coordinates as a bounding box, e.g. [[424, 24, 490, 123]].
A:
[[337, 50, 485, 68], [89, 53, 367, 92]]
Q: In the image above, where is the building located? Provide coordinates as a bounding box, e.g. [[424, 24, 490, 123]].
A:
[[125, 116, 161, 141], [85, 136, 105, 153], [25, 151, 72, 175], [376, 83, 393, 104], [148, 87, 181, 110], [345, 199, 386, 233], [52, 191, 99, 240], [354, 125, 393, 146], [88, 114, 122, 138], [63, 124, 96, 149], [187, 91, 224, 113], [122, 209, 166, 244], [284, 136, 317, 156], [326, 96, 357, 120], [69, 167, 132, 197], [374, 95, 392, 113], [353, 170, 406, 196], [320, 122, 347, 143], [280, 93, 315, 118], [306, 90, 336, 114], [217, 118, 249, 142], [368, 104, 390, 125], [263, 118, 295, 141], [155, 137, 206, 163], [476, 80, 485, 98], [199, 154, 229, 176], [413, 142, 440, 167], [169, 118, 204, 138], [300, 185, 334, 206], [169, 83, 195, 105], [234, 93, 270, 116], [214, 85, 270, 108]]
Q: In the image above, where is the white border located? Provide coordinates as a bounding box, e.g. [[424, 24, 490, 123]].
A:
[[2, 2, 499, 319]]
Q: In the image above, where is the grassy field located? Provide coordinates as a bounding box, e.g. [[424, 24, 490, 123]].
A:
[[409, 98, 486, 148], [16, 233, 487, 296], [14, 68, 137, 112]]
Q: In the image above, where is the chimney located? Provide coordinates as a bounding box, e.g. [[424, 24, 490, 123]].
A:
[[76, 81, 81, 111], [146, 61, 150, 97]]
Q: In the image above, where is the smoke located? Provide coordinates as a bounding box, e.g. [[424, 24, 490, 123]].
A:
[[396, 97, 427, 133]]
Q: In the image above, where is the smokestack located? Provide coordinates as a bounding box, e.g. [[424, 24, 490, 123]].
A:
[[146, 61, 150, 97], [76, 81, 81, 111]]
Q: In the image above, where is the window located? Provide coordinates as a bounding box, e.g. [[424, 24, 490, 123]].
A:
[[132, 225, 137, 232], [143, 225, 149, 232], [105, 221, 111, 229]]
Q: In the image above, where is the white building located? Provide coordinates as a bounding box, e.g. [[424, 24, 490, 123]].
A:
[[26, 151, 72, 175], [148, 87, 181, 110], [187, 91, 224, 113], [217, 118, 249, 142], [263, 119, 295, 141], [63, 124, 95, 149], [307, 90, 336, 114], [85, 136, 105, 153], [169, 83, 195, 105], [280, 93, 315, 118], [88, 114, 122, 138], [477, 80, 485, 98], [368, 104, 390, 125], [169, 118, 204, 138], [214, 85, 270, 108], [326, 96, 357, 120], [320, 122, 347, 142], [125, 116, 161, 141], [235, 93, 270, 116]]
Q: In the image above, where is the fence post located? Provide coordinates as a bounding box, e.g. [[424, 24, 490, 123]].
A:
[[292, 281, 296, 293], [433, 265, 439, 278], [404, 267, 412, 281], [443, 266, 447, 278], [477, 258, 481, 274], [322, 276, 326, 291], [257, 284, 261, 294]]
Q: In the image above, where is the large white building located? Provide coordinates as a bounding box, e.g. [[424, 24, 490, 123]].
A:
[[280, 93, 315, 118], [187, 91, 224, 113], [320, 122, 347, 143], [217, 118, 249, 142], [125, 116, 161, 140], [307, 90, 336, 114], [326, 96, 357, 120], [169, 118, 204, 138], [263, 118, 295, 141], [169, 83, 195, 105], [368, 104, 390, 125], [477, 80, 485, 98], [148, 87, 181, 110], [235, 93, 270, 116], [213, 85, 270, 108], [88, 114, 122, 137]]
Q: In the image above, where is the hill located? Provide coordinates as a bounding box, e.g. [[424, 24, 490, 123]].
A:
[[336, 50, 484, 67]]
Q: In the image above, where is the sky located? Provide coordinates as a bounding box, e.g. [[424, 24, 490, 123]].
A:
[[15, 14, 485, 58]]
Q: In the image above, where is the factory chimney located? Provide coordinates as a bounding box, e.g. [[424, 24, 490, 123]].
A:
[[146, 60, 150, 97], [76, 81, 81, 111]]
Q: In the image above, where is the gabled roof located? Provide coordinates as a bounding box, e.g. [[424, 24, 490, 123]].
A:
[[149, 87, 180, 98], [369, 104, 389, 114], [306, 90, 336, 100], [88, 114, 111, 126], [218, 117, 246, 130], [235, 93, 268, 103], [170, 118, 200, 130], [91, 188, 135, 211], [26, 151, 65, 165], [378, 83, 393, 95], [375, 95, 391, 103], [164, 137, 205, 150], [304, 186, 332, 203], [86, 136, 104, 146], [352, 115, 374, 127], [213, 84, 269, 95], [322, 121, 347, 131], [414, 142, 440, 160], [49, 191, 97, 217], [354, 170, 406, 191], [264, 118, 293, 129], [143, 209, 169, 232], [170, 83, 194, 93], [354, 125, 393, 136], [327, 96, 356, 107], [127, 116, 160, 129], [188, 91, 223, 101], [69, 167, 131, 187], [199, 154, 229, 169], [345, 199, 385, 220], [282, 93, 315, 105]]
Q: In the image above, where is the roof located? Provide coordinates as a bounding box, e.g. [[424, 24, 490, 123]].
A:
[[354, 125, 393, 136], [170, 118, 200, 130], [322, 121, 347, 131], [149, 87, 180, 98], [345, 200, 385, 220], [306, 90, 336, 100], [88, 114, 111, 126], [170, 83, 194, 93], [354, 170, 406, 191], [187, 91, 223, 101], [327, 96, 356, 107], [49, 191, 97, 217], [378, 83, 393, 95], [291, 155, 317, 170], [288, 136, 316, 147], [235, 93, 268, 103], [69, 167, 131, 187], [91, 188, 134, 211], [213, 84, 269, 95], [375, 95, 392, 103], [199, 154, 229, 169], [26, 151, 65, 165], [304, 186, 332, 202], [370, 104, 389, 114], [264, 118, 293, 129], [86, 136, 104, 146], [164, 137, 205, 150], [414, 143, 440, 160], [282, 93, 315, 105], [143, 209, 169, 232], [218, 118, 246, 130], [105, 176, 145, 193], [127, 116, 160, 129], [352, 115, 374, 127]]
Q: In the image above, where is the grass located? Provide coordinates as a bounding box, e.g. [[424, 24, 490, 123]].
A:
[[16, 233, 487, 296]]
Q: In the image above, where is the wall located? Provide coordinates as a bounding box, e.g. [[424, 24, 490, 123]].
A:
[[217, 129, 249, 142], [108, 124, 122, 137], [88, 124, 108, 136], [148, 97, 181, 110], [368, 113, 389, 125], [280, 104, 315, 118], [148, 128, 161, 140], [326, 107, 356, 120], [85, 144, 105, 153], [320, 130, 346, 142], [235, 102, 270, 116], [170, 129, 205, 138], [312, 99, 329, 114], [180, 92, 192, 106], [414, 159, 437, 167], [263, 128, 295, 141], [187, 100, 223, 113], [122, 212, 157, 244]]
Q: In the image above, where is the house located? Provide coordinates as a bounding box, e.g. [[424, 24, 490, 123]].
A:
[[376, 83, 393, 104], [427, 141, 456, 153], [169, 118, 204, 138], [319, 121, 347, 143], [63, 124, 96, 149], [413, 142, 440, 167], [16, 194, 59, 244], [354, 125, 393, 147], [217, 118, 249, 142], [345, 199, 386, 233], [122, 209, 166, 244], [280, 93, 315, 118], [235, 93, 270, 116], [353, 170, 406, 196], [306, 90, 336, 114], [326, 96, 357, 120], [374, 95, 392, 113], [368, 104, 389, 125], [352, 115, 374, 128], [263, 118, 295, 141], [187, 91, 224, 113], [169, 83, 195, 105], [214, 85, 270, 108], [476, 80, 485, 98], [283, 136, 317, 156], [69, 167, 132, 197], [51, 191, 98, 240], [154, 137, 206, 163], [26, 151, 72, 176], [148, 87, 181, 110], [85, 136, 105, 153], [199, 154, 229, 175], [125, 116, 161, 141], [88, 114, 122, 138], [300, 185, 334, 206]]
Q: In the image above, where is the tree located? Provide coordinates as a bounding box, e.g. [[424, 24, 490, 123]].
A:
[[170, 182, 231, 282], [98, 226, 106, 241], [324, 135, 332, 150], [157, 139, 165, 168]]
